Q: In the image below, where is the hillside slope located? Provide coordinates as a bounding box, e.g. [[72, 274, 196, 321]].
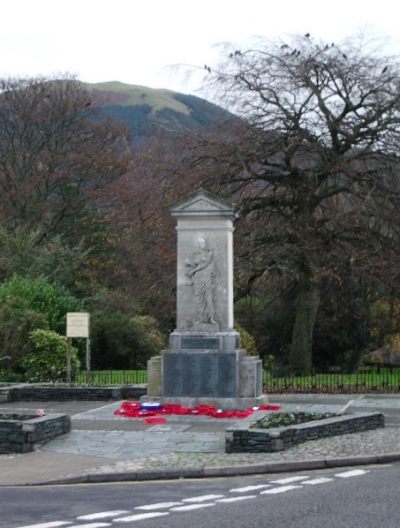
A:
[[86, 81, 231, 136]]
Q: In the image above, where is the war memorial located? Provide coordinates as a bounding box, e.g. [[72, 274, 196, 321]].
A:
[[144, 189, 267, 409]]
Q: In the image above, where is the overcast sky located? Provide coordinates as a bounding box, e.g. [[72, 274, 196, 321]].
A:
[[1, 0, 399, 96]]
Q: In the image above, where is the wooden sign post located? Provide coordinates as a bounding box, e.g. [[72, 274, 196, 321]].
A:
[[66, 312, 90, 384]]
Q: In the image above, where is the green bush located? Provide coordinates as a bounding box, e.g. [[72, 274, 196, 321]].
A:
[[0, 298, 48, 366], [235, 322, 258, 356], [0, 274, 83, 334], [21, 329, 80, 382], [90, 311, 166, 370]]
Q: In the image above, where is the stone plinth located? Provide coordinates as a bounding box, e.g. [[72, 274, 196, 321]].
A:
[[144, 189, 267, 410]]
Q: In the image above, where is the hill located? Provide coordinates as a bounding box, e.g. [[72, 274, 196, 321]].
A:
[[85, 81, 232, 138]]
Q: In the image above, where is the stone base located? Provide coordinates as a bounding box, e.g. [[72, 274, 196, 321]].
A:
[[140, 394, 268, 411], [169, 330, 241, 352]]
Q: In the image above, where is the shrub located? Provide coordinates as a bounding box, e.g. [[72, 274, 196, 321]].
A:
[[0, 274, 83, 334], [21, 329, 80, 382], [90, 311, 166, 370], [235, 322, 258, 356]]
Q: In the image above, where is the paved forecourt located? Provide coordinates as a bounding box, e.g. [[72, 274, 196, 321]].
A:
[[0, 395, 400, 486]]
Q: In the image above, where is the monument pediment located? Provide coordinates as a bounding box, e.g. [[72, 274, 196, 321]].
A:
[[169, 189, 238, 218]]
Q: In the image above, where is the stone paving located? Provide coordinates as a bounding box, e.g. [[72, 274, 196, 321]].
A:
[[1, 395, 400, 484], [40, 398, 400, 477]]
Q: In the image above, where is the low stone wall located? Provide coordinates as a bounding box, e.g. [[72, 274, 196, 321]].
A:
[[0, 413, 71, 454], [0, 385, 147, 403], [225, 412, 385, 453]]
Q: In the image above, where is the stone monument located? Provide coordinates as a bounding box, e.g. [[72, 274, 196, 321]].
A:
[[145, 189, 267, 409]]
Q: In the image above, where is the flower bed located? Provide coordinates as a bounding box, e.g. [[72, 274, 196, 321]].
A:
[[0, 412, 71, 454], [226, 411, 385, 453], [251, 411, 337, 429]]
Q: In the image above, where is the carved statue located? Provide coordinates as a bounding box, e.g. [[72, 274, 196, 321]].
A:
[[185, 237, 217, 326]]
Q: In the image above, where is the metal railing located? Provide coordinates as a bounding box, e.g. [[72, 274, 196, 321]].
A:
[[263, 368, 400, 394], [72, 367, 400, 393]]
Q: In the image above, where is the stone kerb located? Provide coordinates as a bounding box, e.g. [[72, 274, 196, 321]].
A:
[[225, 412, 385, 453]]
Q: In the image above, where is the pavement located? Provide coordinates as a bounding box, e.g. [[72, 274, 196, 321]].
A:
[[1, 394, 400, 486]]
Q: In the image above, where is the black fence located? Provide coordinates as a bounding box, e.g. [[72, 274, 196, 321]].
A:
[[74, 367, 400, 394], [75, 370, 147, 385], [263, 368, 400, 394]]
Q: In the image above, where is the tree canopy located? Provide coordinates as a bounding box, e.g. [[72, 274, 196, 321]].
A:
[[173, 34, 400, 372]]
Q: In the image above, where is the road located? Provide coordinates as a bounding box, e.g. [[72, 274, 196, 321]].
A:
[[1, 463, 399, 528]]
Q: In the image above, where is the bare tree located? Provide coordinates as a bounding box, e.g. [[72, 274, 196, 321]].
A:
[[181, 34, 400, 373], [0, 75, 131, 243]]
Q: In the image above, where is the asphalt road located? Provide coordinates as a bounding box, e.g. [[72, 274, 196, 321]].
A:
[[1, 463, 399, 528]]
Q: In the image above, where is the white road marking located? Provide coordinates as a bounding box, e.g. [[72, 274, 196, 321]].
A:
[[261, 485, 303, 495], [335, 469, 368, 478], [302, 478, 333, 485], [77, 511, 130, 520], [15, 523, 72, 528], [339, 400, 354, 414], [270, 476, 309, 484], [113, 512, 169, 522], [229, 484, 271, 493], [182, 494, 225, 502], [135, 502, 183, 510], [68, 523, 110, 528], [217, 495, 257, 503], [171, 503, 216, 512]]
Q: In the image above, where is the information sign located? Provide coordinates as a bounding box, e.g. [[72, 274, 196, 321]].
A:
[[66, 312, 90, 338]]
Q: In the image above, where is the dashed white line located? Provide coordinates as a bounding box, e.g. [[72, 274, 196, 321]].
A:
[[270, 476, 309, 484], [261, 485, 303, 495], [229, 484, 271, 493], [302, 478, 333, 485], [113, 512, 170, 522], [77, 511, 129, 520], [335, 469, 369, 478], [135, 502, 183, 510], [68, 523, 110, 528], [170, 503, 216, 512], [182, 494, 225, 503], [217, 495, 258, 503], [14, 522, 72, 528]]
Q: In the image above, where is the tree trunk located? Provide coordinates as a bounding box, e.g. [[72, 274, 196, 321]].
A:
[[289, 255, 321, 374]]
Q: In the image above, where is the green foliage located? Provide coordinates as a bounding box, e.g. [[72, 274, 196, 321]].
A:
[[90, 310, 165, 370], [130, 315, 166, 363], [235, 322, 258, 356], [21, 329, 80, 382], [0, 226, 91, 288], [0, 370, 26, 382], [263, 354, 276, 371], [0, 297, 48, 364], [251, 411, 337, 429], [235, 294, 294, 364], [0, 275, 83, 334]]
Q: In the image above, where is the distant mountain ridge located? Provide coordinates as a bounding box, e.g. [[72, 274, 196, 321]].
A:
[[85, 81, 231, 137]]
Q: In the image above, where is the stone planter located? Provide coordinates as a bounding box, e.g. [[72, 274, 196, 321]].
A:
[[225, 412, 385, 453], [0, 413, 71, 454]]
